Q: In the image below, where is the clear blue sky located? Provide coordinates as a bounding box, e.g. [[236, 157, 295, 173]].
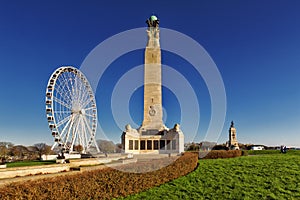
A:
[[0, 0, 299, 147]]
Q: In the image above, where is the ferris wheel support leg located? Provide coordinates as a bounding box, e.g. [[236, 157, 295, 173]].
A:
[[94, 138, 100, 153], [51, 142, 58, 150]]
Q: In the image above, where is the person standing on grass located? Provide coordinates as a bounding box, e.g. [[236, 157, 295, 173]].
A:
[[283, 146, 287, 153], [280, 145, 287, 153]]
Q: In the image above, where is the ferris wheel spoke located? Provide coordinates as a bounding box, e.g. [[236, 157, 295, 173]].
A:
[[56, 115, 71, 128], [54, 110, 71, 114], [53, 96, 71, 109], [80, 86, 88, 105], [63, 115, 77, 146], [83, 113, 96, 118], [84, 106, 96, 111], [61, 73, 75, 104], [84, 126, 89, 150], [74, 76, 82, 101], [78, 84, 89, 107], [83, 115, 96, 150], [70, 116, 81, 152], [62, 115, 74, 142], [77, 117, 84, 149], [81, 98, 93, 109], [79, 117, 87, 151], [81, 116, 89, 151], [59, 116, 72, 140], [78, 90, 87, 108], [55, 79, 73, 105], [82, 115, 94, 138], [69, 73, 78, 102], [65, 73, 74, 103], [77, 82, 87, 107], [60, 120, 72, 144], [81, 117, 89, 148], [57, 81, 71, 102]]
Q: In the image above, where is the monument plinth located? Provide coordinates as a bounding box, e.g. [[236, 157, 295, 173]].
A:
[[121, 16, 184, 154]]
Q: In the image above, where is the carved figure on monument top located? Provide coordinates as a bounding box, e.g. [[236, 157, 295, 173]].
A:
[[230, 121, 234, 128], [146, 15, 160, 48], [146, 15, 159, 27]]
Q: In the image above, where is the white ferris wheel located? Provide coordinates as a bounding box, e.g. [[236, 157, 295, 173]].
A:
[[46, 66, 100, 153]]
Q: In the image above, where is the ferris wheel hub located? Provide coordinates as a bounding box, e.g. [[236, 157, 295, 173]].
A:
[[71, 108, 85, 115]]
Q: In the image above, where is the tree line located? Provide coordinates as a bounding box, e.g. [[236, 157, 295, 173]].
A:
[[0, 142, 53, 162], [0, 140, 123, 163]]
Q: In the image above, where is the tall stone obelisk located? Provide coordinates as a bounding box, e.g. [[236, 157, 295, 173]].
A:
[[140, 15, 165, 132]]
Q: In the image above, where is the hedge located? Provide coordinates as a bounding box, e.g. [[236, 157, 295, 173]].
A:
[[199, 150, 242, 159], [0, 152, 198, 200]]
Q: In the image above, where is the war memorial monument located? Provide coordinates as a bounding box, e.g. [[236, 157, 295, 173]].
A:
[[227, 121, 239, 150], [121, 16, 184, 154]]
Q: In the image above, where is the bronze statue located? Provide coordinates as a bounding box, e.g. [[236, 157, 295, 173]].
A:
[[146, 15, 159, 27]]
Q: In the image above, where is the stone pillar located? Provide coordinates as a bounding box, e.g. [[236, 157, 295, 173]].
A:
[[141, 26, 165, 131]]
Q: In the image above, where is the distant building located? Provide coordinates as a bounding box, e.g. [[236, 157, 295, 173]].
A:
[[251, 146, 264, 150]]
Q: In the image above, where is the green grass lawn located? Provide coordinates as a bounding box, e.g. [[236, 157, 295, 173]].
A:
[[6, 160, 56, 168], [247, 149, 300, 155], [121, 152, 300, 199]]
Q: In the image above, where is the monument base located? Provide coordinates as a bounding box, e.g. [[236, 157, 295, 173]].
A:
[[121, 124, 184, 154]]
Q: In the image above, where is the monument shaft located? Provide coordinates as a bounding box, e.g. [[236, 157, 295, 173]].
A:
[[142, 27, 164, 130]]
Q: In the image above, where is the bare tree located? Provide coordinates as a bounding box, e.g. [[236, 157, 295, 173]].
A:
[[0, 142, 14, 158], [9, 145, 29, 160], [0, 142, 14, 148], [34, 143, 52, 160]]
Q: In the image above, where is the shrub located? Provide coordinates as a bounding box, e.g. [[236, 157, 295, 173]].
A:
[[0, 152, 198, 200], [212, 144, 228, 150], [199, 150, 242, 159], [241, 150, 248, 156]]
